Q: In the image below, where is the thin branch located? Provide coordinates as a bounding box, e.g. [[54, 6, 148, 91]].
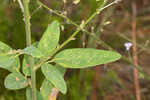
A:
[[132, 2, 141, 100], [31, 5, 42, 16], [17, 0, 24, 13]]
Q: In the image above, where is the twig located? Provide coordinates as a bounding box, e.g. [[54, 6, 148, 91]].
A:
[[31, 5, 42, 16], [17, 0, 24, 13], [132, 2, 141, 100]]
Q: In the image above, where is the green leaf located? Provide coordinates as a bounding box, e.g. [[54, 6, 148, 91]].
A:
[[40, 64, 66, 99], [0, 55, 15, 68], [38, 21, 60, 57], [54, 48, 121, 68], [22, 55, 40, 76], [0, 55, 20, 72], [4, 73, 28, 90], [0, 41, 20, 72], [22, 55, 31, 76], [0, 41, 12, 54], [40, 79, 53, 100], [55, 64, 66, 76], [23, 45, 44, 58], [40, 65, 66, 99], [22, 42, 40, 76], [0, 42, 14, 70], [10, 57, 20, 72], [26, 87, 43, 100], [41, 63, 67, 94]]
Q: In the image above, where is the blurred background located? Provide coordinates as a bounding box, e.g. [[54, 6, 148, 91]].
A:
[[0, 0, 150, 100]]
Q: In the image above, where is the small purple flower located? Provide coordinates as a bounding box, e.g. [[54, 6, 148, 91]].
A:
[[124, 42, 133, 51]]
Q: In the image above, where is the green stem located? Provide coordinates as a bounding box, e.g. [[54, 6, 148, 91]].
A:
[[23, 0, 31, 46], [23, 0, 37, 100]]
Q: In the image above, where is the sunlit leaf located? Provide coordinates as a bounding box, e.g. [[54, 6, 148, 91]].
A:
[[23, 45, 44, 58], [40, 64, 66, 97], [41, 63, 67, 94], [54, 48, 121, 68], [40, 64, 66, 99], [4, 73, 28, 90], [0, 55, 20, 72], [0, 41, 12, 54], [0, 41, 20, 72], [38, 21, 60, 57]]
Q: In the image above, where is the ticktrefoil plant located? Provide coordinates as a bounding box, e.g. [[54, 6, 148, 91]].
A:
[[0, 0, 121, 100]]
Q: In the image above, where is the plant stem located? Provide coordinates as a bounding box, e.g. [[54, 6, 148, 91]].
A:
[[132, 3, 141, 100], [23, 0, 31, 46], [23, 0, 37, 100]]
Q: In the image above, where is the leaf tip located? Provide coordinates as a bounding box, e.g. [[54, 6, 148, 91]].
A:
[[50, 20, 60, 27]]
